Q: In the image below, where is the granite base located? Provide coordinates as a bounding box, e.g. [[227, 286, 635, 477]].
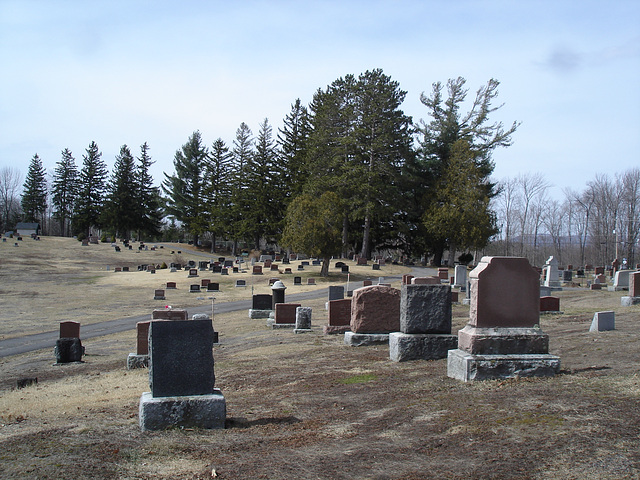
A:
[[249, 309, 272, 319], [389, 332, 457, 362], [447, 349, 560, 382], [127, 353, 149, 370], [344, 331, 389, 346], [139, 390, 226, 431], [323, 325, 351, 335], [621, 296, 640, 306]]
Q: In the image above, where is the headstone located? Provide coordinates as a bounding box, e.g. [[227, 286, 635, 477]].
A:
[[122, 266, 129, 272], [325, 298, 352, 334], [594, 266, 604, 275], [590, 283, 602, 290], [81, 238, 89, 246], [273, 303, 301, 327], [294, 306, 313, 333], [297, 264, 304, 271], [447, 256, 560, 382], [563, 270, 573, 282], [357, 257, 367, 266], [312, 260, 321, 266], [621, 271, 640, 305], [264, 259, 272, 268], [188, 268, 198, 277], [576, 269, 585, 277], [190, 284, 201, 293], [594, 274, 607, 284], [55, 338, 83, 363], [328, 285, 345, 302], [235, 279, 246, 288], [341, 265, 349, 273], [269, 277, 279, 286], [60, 321, 80, 339], [542, 256, 561, 288], [437, 268, 448, 280], [402, 274, 414, 285], [166, 282, 177, 289], [201, 279, 210, 287], [221, 268, 229, 275], [114, 267, 122, 273], [345, 285, 400, 346], [284, 268, 292, 274], [127, 321, 151, 369], [294, 276, 302, 285], [590, 311, 615, 331], [270, 264, 279, 271], [252, 266, 263, 275], [307, 278, 316, 285], [152, 309, 188, 321], [335, 261, 346, 268], [372, 263, 380, 271], [611, 269, 632, 291], [362, 280, 373, 287], [612, 258, 620, 274], [154, 289, 166, 300], [540, 296, 560, 312], [389, 284, 457, 362], [454, 265, 467, 289], [139, 317, 225, 430], [412, 276, 440, 285], [252, 294, 272, 310], [207, 282, 220, 292], [271, 280, 287, 309]]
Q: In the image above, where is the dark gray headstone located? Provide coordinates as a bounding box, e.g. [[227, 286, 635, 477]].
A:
[[341, 265, 349, 273], [252, 294, 272, 310], [563, 270, 572, 282], [149, 319, 215, 397], [294, 276, 302, 285], [328, 285, 345, 301], [400, 284, 452, 334], [55, 338, 83, 363]]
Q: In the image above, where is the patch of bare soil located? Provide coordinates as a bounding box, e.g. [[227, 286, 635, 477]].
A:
[[1, 238, 639, 479]]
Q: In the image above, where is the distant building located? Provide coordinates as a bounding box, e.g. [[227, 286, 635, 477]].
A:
[[15, 222, 40, 236]]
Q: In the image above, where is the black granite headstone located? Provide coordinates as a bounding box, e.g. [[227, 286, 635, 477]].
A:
[[149, 319, 215, 397], [55, 338, 84, 363], [252, 294, 272, 310]]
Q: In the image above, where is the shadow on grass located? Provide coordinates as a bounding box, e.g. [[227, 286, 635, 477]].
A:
[[225, 415, 300, 429]]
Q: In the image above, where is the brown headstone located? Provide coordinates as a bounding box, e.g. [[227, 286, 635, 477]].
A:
[[594, 266, 604, 275], [201, 279, 210, 287], [152, 308, 188, 321], [253, 265, 263, 275], [362, 280, 373, 287], [350, 285, 400, 334], [412, 276, 440, 285], [60, 321, 80, 339], [402, 274, 414, 285], [437, 268, 449, 280], [590, 283, 602, 290], [630, 271, 640, 297], [136, 320, 151, 355], [540, 296, 560, 312], [275, 303, 301, 324], [469, 256, 539, 328], [166, 282, 177, 289], [328, 298, 352, 327]]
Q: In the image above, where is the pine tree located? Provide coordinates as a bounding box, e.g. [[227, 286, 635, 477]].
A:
[[135, 142, 162, 240], [228, 122, 254, 253], [103, 145, 138, 239], [21, 154, 48, 226], [162, 131, 208, 245], [413, 77, 519, 265], [277, 99, 311, 201], [74, 141, 108, 237], [204, 138, 233, 252], [51, 148, 79, 236]]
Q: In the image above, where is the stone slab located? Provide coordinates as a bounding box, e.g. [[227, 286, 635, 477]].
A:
[[149, 319, 215, 397], [344, 331, 389, 346], [447, 349, 560, 382], [54, 338, 84, 363], [127, 353, 149, 370], [621, 296, 640, 306], [323, 325, 351, 335], [457, 325, 549, 355], [590, 311, 615, 332], [389, 332, 458, 362], [400, 284, 451, 334], [249, 309, 272, 319], [139, 390, 226, 431]]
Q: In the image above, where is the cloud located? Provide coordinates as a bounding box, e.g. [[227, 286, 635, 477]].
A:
[[544, 45, 583, 73], [541, 36, 640, 74]]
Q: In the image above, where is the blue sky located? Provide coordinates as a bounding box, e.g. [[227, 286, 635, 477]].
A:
[[1, 1, 638, 198]]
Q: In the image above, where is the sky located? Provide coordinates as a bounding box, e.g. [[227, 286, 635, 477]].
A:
[[1, 0, 639, 199]]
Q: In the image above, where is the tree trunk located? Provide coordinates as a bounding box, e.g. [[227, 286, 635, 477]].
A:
[[342, 214, 349, 258], [321, 256, 330, 277], [360, 214, 371, 259]]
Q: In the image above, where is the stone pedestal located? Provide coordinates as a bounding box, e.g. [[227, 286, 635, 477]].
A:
[[139, 390, 226, 431], [447, 350, 561, 382], [344, 331, 389, 346], [389, 332, 457, 362], [621, 296, 640, 306], [127, 353, 149, 369]]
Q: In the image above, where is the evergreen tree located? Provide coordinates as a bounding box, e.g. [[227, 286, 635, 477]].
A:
[[277, 99, 311, 201], [412, 77, 519, 265], [21, 154, 48, 226], [162, 131, 208, 246], [228, 122, 254, 253], [74, 141, 108, 237], [135, 142, 162, 240], [239, 118, 279, 249], [204, 138, 233, 252], [103, 145, 138, 239], [51, 148, 79, 237]]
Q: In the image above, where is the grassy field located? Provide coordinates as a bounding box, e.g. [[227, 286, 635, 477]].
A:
[[0, 237, 639, 479]]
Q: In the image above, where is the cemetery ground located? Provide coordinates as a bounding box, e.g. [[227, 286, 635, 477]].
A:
[[0, 238, 639, 479]]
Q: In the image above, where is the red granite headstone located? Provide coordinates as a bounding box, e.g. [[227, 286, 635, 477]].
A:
[[540, 296, 560, 312], [590, 283, 602, 290], [438, 268, 449, 280], [630, 271, 640, 297], [594, 266, 604, 275], [253, 265, 263, 275], [166, 281, 177, 289], [201, 279, 210, 287], [275, 303, 301, 324], [362, 280, 373, 287], [136, 321, 151, 355], [60, 321, 80, 339], [402, 274, 414, 285], [350, 285, 400, 334], [412, 276, 440, 285]]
